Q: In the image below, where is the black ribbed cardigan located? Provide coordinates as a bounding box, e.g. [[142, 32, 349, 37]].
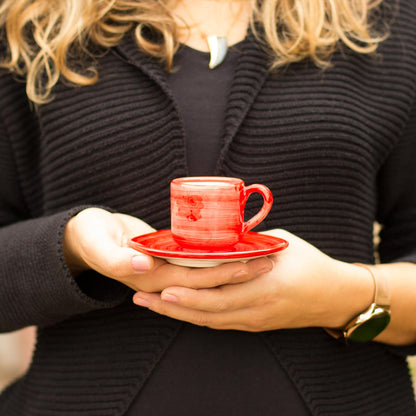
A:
[[1, 0, 416, 414]]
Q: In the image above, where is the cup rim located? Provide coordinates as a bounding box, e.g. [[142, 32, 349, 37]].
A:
[[171, 176, 243, 188]]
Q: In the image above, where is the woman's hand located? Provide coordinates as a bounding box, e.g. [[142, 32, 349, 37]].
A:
[[63, 207, 273, 293], [132, 229, 375, 332]]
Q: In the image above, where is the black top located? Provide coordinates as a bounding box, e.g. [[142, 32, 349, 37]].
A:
[[126, 324, 311, 415], [166, 44, 240, 176], [1, 1, 416, 415], [126, 45, 310, 415]]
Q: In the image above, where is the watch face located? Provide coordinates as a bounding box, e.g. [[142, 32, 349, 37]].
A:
[[347, 309, 391, 343]]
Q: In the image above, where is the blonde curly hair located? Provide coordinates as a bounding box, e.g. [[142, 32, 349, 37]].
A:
[[0, 0, 386, 103]]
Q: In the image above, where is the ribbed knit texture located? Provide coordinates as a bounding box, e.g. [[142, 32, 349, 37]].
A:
[[0, 0, 416, 414]]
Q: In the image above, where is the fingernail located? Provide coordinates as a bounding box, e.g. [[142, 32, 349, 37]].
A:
[[233, 270, 248, 280], [162, 293, 179, 303], [133, 295, 151, 308], [131, 255, 151, 273]]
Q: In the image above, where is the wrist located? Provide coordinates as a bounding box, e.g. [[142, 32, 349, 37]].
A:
[[325, 261, 375, 329], [63, 215, 90, 275], [325, 263, 392, 343]]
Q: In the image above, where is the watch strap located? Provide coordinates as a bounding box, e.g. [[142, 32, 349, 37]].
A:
[[363, 264, 391, 307]]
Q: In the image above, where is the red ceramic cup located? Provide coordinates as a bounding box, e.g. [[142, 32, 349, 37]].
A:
[[170, 176, 273, 249]]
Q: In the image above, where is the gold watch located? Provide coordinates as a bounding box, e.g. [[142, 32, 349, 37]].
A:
[[325, 264, 391, 343]]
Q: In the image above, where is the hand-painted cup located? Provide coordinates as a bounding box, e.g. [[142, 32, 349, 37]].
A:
[[170, 176, 273, 249]]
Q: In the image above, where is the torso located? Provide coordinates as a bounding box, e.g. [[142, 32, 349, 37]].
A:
[[124, 42, 311, 415]]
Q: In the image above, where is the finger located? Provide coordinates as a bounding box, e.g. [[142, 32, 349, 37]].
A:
[[132, 258, 261, 292], [159, 280, 262, 313], [168, 256, 273, 290], [132, 292, 256, 331], [90, 246, 154, 284], [127, 255, 274, 293]]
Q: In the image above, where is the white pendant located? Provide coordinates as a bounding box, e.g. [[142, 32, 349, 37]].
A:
[[207, 36, 228, 69]]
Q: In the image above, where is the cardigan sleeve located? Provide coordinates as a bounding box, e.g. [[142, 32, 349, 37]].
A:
[[376, 99, 416, 264], [0, 113, 130, 333], [376, 98, 416, 356]]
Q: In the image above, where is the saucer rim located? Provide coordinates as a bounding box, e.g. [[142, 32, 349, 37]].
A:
[[129, 229, 288, 260]]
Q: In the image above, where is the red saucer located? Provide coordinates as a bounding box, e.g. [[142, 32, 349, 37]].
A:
[[129, 230, 288, 267]]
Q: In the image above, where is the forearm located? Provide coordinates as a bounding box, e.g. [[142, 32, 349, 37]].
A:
[[0, 208, 126, 332]]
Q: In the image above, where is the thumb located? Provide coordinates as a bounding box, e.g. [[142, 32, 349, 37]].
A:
[[83, 240, 154, 283], [130, 249, 154, 273]]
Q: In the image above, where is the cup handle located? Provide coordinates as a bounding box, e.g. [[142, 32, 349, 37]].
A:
[[241, 184, 273, 234]]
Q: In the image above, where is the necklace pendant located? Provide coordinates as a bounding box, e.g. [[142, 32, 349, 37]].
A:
[[207, 36, 228, 69]]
